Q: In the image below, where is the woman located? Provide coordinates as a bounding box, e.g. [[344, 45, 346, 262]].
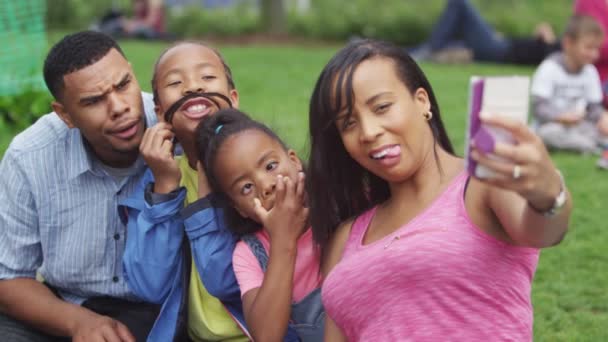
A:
[[307, 39, 571, 341]]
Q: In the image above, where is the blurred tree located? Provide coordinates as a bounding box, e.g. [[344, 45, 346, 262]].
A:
[[261, 0, 286, 33]]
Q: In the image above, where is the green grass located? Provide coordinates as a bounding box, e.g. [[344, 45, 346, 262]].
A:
[[2, 39, 607, 340]]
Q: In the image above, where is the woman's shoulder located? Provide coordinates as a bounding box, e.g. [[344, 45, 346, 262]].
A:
[[321, 217, 356, 277]]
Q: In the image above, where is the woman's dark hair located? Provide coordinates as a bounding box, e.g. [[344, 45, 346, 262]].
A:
[[195, 108, 288, 236], [307, 39, 454, 257]]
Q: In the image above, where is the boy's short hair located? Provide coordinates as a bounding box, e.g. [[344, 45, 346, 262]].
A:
[[564, 14, 604, 40], [151, 41, 235, 104]]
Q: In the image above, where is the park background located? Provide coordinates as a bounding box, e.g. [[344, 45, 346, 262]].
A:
[[1, 0, 606, 340]]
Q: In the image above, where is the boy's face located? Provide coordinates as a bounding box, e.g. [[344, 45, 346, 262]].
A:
[[153, 43, 239, 140], [565, 34, 603, 69]]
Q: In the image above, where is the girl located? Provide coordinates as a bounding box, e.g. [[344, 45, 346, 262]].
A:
[[195, 108, 324, 342], [307, 39, 572, 341]]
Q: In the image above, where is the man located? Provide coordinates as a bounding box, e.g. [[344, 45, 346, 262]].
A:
[[0, 31, 157, 341]]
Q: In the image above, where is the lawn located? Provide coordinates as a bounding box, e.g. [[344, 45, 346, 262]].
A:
[[2, 39, 607, 341]]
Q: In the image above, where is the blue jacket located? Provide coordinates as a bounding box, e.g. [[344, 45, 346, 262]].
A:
[[120, 170, 249, 341]]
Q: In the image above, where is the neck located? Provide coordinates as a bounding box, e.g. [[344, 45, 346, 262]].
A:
[[563, 53, 583, 73], [180, 137, 199, 170], [385, 145, 462, 209], [86, 140, 139, 168]]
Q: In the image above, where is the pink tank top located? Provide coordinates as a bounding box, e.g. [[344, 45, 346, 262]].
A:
[[322, 171, 540, 341]]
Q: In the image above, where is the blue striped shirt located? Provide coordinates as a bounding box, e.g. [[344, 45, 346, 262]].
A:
[[0, 92, 157, 304]]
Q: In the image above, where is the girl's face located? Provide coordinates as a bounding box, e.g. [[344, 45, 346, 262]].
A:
[[334, 57, 433, 183], [213, 129, 302, 221]]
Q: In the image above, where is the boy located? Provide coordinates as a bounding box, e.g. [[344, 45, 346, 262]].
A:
[[531, 14, 608, 163], [121, 42, 251, 341]]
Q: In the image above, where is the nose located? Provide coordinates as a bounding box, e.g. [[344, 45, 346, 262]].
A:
[[108, 92, 130, 119], [258, 175, 277, 200], [358, 115, 382, 144], [183, 76, 204, 95]]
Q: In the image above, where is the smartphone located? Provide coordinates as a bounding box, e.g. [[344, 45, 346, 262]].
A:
[[465, 76, 530, 179]]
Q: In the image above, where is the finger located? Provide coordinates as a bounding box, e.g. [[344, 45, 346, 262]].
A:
[[480, 114, 536, 142], [100, 324, 122, 342], [283, 176, 296, 202], [160, 139, 174, 158], [295, 172, 306, 203], [139, 124, 153, 153], [491, 142, 527, 164], [275, 174, 286, 204], [114, 322, 136, 342], [252, 197, 268, 222], [470, 149, 519, 180], [150, 129, 175, 153]]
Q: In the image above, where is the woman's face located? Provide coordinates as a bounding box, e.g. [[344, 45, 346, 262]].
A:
[[334, 57, 434, 183]]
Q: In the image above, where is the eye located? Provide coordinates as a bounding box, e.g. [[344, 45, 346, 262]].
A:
[[167, 80, 181, 87], [116, 78, 131, 91], [202, 75, 217, 81], [241, 183, 254, 195], [375, 103, 391, 113], [266, 161, 278, 171], [340, 118, 356, 131]]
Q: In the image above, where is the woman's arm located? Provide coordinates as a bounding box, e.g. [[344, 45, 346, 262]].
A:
[[470, 115, 572, 248]]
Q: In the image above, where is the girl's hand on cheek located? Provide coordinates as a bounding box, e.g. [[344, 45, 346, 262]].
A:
[[253, 173, 309, 247]]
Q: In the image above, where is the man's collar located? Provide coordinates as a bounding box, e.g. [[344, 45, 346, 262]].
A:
[[66, 128, 95, 180]]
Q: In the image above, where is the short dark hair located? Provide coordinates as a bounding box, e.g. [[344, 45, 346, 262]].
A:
[[43, 31, 125, 100], [195, 108, 287, 236], [151, 41, 236, 105], [307, 39, 455, 257], [564, 14, 604, 40]]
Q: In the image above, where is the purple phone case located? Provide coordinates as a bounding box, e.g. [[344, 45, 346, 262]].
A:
[[466, 79, 496, 175]]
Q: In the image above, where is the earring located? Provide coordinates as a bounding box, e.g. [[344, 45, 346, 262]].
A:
[[423, 110, 433, 121]]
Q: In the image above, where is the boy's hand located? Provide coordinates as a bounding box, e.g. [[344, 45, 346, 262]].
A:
[[196, 161, 212, 199], [140, 122, 181, 194], [557, 112, 584, 126], [252, 172, 308, 247]]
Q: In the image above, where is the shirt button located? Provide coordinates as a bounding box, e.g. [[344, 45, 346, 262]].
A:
[[112, 276, 119, 283], [114, 234, 120, 240]]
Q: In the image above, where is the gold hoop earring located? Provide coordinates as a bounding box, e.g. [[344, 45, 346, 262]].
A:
[[423, 110, 433, 121]]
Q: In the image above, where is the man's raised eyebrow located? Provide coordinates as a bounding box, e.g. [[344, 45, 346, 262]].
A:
[[365, 91, 392, 105]]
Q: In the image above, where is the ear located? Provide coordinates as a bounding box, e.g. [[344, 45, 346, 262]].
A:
[[287, 149, 303, 171], [230, 89, 240, 109], [52, 101, 75, 129], [154, 103, 165, 123], [413, 87, 431, 113]]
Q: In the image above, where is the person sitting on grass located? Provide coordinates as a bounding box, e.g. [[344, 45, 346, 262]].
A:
[[121, 41, 253, 341], [531, 14, 608, 159], [195, 109, 324, 342], [0, 31, 158, 342]]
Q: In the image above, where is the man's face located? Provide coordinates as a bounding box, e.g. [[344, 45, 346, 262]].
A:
[[54, 48, 146, 166], [153, 43, 239, 140]]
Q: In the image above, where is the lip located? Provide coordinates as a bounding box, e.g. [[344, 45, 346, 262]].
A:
[[109, 119, 141, 140], [368, 144, 400, 157], [179, 97, 215, 120]]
